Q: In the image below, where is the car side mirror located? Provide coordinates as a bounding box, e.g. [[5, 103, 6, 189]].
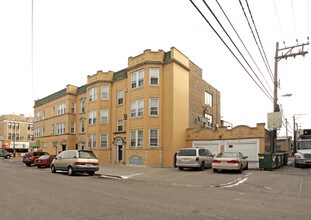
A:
[[244, 156, 248, 159]]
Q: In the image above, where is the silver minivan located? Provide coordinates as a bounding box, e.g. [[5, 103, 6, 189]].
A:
[[51, 150, 99, 176], [176, 148, 214, 171]]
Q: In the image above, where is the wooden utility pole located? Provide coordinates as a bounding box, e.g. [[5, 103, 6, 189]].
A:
[[272, 42, 309, 153]]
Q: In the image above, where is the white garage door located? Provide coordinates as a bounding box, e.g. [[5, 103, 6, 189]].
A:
[[224, 139, 259, 169], [193, 141, 221, 156]]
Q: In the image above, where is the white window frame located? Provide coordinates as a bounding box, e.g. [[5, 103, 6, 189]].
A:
[[205, 91, 213, 107], [117, 91, 124, 106], [117, 118, 123, 132], [80, 121, 85, 133], [130, 130, 143, 148], [100, 133, 108, 148], [149, 129, 159, 147], [57, 122, 65, 134], [88, 134, 96, 149], [80, 99, 85, 113], [70, 121, 75, 134], [57, 103, 66, 115], [131, 69, 144, 89], [150, 68, 159, 86], [101, 85, 109, 100], [131, 99, 144, 118], [88, 110, 97, 125], [149, 98, 159, 116], [204, 113, 213, 127], [100, 109, 108, 124], [89, 87, 97, 102], [71, 102, 76, 114]]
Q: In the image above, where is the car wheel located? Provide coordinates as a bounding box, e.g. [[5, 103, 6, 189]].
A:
[[88, 171, 95, 176], [51, 165, 56, 173], [37, 166, 41, 168], [5, 155, 10, 159], [213, 169, 218, 173], [68, 166, 75, 176], [199, 162, 205, 171], [239, 165, 243, 174], [178, 167, 183, 171], [26, 163, 31, 167]]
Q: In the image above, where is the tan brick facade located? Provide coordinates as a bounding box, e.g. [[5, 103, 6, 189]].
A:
[[33, 47, 221, 167]]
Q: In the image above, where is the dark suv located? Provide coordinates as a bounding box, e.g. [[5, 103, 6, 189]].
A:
[[22, 151, 49, 166]]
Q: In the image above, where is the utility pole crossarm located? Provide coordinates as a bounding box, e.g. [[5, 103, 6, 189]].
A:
[[276, 43, 309, 60]]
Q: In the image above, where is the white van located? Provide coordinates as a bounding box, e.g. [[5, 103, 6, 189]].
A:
[[51, 150, 99, 176]]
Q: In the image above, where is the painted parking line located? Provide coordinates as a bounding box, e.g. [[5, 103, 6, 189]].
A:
[[210, 173, 253, 188]]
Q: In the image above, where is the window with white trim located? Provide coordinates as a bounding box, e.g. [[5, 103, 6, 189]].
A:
[[100, 134, 108, 148], [131, 69, 144, 89], [204, 113, 213, 127], [71, 102, 76, 113], [42, 126, 45, 137], [34, 128, 40, 137], [131, 99, 144, 118], [130, 130, 143, 147], [117, 118, 123, 132], [100, 109, 108, 124], [80, 99, 85, 113], [80, 121, 85, 133], [150, 68, 159, 86], [51, 124, 54, 134], [89, 87, 97, 102], [88, 110, 96, 125], [70, 121, 75, 134], [149, 98, 159, 116], [204, 91, 213, 107], [101, 85, 109, 100], [57, 103, 66, 115], [57, 122, 65, 134], [88, 134, 96, 149], [149, 129, 158, 147], [117, 91, 124, 106]]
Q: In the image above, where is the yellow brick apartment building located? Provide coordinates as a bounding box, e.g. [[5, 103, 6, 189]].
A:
[[33, 47, 220, 167]]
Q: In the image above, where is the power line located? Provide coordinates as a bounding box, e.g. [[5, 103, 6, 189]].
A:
[[291, 0, 298, 42], [215, 0, 273, 93], [239, 0, 275, 84], [201, 0, 273, 101], [273, 0, 285, 45], [189, 0, 274, 103]]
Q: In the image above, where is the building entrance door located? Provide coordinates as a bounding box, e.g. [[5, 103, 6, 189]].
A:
[[114, 137, 124, 163]]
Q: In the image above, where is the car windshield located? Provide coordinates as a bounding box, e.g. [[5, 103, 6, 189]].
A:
[[218, 152, 238, 158], [298, 141, 311, 150], [79, 151, 97, 159], [178, 149, 196, 156]]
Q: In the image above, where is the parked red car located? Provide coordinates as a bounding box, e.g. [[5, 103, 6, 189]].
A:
[[34, 155, 56, 168], [22, 151, 49, 166]]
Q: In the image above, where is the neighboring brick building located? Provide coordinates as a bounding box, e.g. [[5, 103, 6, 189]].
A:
[[33, 47, 221, 167], [0, 114, 34, 156]]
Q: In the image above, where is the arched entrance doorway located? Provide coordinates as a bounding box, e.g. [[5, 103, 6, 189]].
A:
[[113, 137, 125, 163]]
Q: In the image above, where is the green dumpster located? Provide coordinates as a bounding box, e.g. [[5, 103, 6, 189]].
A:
[[276, 153, 283, 168], [258, 153, 277, 170], [283, 152, 288, 166]]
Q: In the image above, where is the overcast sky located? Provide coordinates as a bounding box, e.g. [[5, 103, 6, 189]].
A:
[[0, 0, 310, 136]]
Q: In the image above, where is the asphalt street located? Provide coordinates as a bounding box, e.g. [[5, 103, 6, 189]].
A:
[[1, 158, 311, 220]]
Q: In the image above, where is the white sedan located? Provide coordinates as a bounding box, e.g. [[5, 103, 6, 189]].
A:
[[212, 151, 248, 173]]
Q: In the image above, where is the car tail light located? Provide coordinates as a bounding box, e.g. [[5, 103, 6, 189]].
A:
[[92, 162, 99, 166], [227, 160, 239, 164], [74, 162, 86, 165], [195, 157, 199, 162], [212, 159, 221, 163]]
